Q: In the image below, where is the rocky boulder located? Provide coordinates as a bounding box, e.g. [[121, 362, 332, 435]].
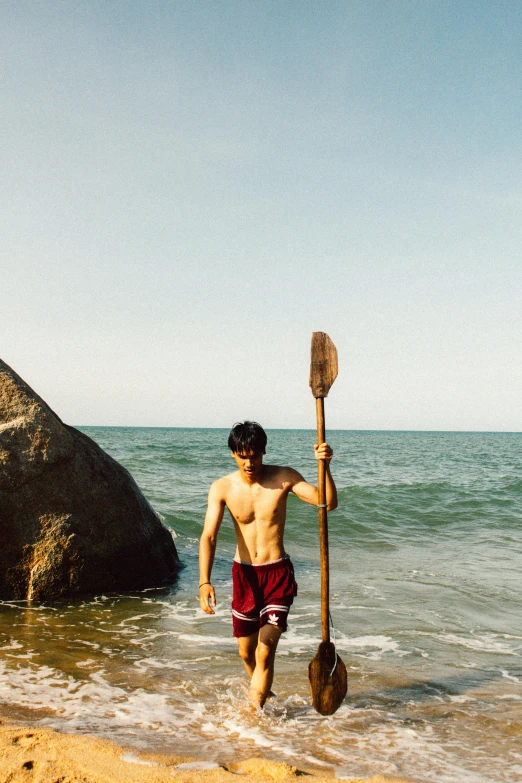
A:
[[0, 358, 180, 600]]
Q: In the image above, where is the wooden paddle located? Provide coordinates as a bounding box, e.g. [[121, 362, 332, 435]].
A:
[[308, 332, 348, 715]]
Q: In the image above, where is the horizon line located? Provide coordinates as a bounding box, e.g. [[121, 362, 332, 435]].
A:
[[75, 425, 521, 434]]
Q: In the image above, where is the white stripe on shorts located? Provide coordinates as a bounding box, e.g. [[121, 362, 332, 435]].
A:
[[232, 610, 258, 621], [259, 605, 289, 616]]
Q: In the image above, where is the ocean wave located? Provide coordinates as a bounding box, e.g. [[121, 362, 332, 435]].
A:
[[437, 633, 522, 657]]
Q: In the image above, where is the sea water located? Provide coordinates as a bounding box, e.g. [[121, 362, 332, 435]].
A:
[[1, 428, 521, 783]]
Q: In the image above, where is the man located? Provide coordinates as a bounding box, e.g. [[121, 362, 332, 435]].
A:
[[199, 421, 337, 708]]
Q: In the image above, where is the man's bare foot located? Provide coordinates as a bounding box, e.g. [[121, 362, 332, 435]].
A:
[[249, 687, 267, 709], [248, 688, 277, 709]]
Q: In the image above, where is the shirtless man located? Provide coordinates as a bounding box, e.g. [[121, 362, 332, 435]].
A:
[[199, 421, 337, 708]]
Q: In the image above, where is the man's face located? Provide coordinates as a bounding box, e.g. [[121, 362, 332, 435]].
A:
[[232, 450, 264, 479]]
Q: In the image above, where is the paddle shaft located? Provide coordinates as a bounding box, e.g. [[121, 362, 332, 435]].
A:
[[316, 396, 330, 643]]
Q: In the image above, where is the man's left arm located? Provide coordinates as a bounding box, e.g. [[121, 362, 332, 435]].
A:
[[290, 443, 338, 511]]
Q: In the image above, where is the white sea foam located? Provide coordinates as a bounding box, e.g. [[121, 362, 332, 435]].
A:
[[500, 669, 521, 683], [176, 633, 237, 647], [278, 628, 318, 654], [118, 614, 156, 625], [437, 633, 522, 656], [334, 720, 503, 783], [121, 753, 158, 766], [0, 639, 23, 650], [448, 694, 475, 703], [222, 719, 273, 748], [334, 634, 407, 659], [133, 657, 183, 671], [0, 621, 517, 781], [0, 659, 206, 736], [76, 658, 97, 668]]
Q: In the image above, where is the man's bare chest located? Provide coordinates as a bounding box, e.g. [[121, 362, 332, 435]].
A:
[[225, 484, 288, 525]]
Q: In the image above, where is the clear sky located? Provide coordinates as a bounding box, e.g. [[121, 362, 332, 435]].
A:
[[2, 1, 521, 430]]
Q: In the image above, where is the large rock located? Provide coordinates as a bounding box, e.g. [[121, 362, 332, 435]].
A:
[[0, 358, 180, 600]]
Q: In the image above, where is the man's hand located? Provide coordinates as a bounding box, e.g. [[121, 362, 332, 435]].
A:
[[199, 583, 216, 615], [314, 442, 333, 463]]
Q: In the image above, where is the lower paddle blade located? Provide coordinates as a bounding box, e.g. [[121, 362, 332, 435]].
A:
[[308, 641, 347, 716]]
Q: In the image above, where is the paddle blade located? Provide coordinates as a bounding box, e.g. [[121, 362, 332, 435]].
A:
[[308, 641, 347, 715], [309, 332, 338, 398]]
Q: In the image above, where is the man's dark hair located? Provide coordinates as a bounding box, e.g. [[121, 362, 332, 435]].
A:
[[227, 421, 267, 455]]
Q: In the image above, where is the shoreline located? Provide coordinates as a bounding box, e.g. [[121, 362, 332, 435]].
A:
[[0, 715, 415, 783]]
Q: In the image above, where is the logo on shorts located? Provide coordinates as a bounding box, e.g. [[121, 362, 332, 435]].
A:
[[267, 613, 279, 626]]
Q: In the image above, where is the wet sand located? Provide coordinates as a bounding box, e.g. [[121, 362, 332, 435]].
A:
[[0, 717, 414, 783]]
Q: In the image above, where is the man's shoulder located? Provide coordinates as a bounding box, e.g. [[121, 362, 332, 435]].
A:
[[264, 464, 304, 483], [209, 472, 237, 495]]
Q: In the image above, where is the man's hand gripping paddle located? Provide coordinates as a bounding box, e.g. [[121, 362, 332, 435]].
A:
[[308, 332, 348, 715]]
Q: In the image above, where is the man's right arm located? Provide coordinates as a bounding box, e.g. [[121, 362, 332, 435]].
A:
[[289, 443, 338, 511], [199, 480, 226, 615]]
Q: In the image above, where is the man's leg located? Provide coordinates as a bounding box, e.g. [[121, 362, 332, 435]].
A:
[[236, 632, 258, 678], [249, 624, 283, 708]]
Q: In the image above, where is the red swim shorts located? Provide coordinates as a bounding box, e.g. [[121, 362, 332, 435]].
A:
[[231, 556, 298, 638]]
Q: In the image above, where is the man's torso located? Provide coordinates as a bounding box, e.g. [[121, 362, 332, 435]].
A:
[[217, 464, 297, 564]]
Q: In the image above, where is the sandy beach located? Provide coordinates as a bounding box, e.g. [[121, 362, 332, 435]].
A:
[[0, 717, 415, 783]]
